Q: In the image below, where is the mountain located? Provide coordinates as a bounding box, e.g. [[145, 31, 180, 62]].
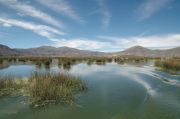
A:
[[153, 47, 180, 57], [0, 44, 19, 56], [0, 44, 180, 57], [15, 45, 105, 57], [116, 45, 180, 57], [118, 46, 151, 56]]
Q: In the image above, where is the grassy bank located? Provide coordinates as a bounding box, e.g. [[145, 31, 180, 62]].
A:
[[0, 73, 87, 107], [155, 58, 180, 74]]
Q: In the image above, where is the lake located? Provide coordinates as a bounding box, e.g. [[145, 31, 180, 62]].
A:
[[0, 61, 180, 119]]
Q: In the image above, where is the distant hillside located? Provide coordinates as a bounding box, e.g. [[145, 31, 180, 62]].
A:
[[0, 44, 105, 57], [0, 44, 180, 57], [0, 44, 19, 56], [16, 46, 105, 57], [118, 46, 151, 56], [116, 46, 180, 57]]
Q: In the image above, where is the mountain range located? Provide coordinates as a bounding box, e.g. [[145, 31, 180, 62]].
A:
[[0, 44, 180, 57]]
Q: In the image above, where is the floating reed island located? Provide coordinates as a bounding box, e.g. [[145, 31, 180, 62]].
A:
[[0, 72, 87, 108], [155, 58, 180, 74]]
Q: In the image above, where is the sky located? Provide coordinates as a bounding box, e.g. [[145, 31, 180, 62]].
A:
[[0, 0, 180, 52]]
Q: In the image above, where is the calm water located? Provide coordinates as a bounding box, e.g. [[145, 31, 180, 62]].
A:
[[0, 61, 180, 119]]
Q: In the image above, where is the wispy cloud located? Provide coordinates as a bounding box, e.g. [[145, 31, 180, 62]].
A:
[[0, 17, 65, 41], [97, 0, 111, 28], [51, 34, 180, 52], [135, 0, 172, 20], [98, 34, 180, 50], [37, 0, 84, 23], [0, 0, 63, 27], [53, 38, 112, 51]]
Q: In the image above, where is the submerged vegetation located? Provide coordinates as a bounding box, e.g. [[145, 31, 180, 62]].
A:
[[0, 72, 87, 107], [155, 58, 180, 74]]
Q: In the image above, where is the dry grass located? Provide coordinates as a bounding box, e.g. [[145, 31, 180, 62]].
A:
[[28, 73, 87, 107], [0, 72, 87, 107], [155, 58, 180, 74]]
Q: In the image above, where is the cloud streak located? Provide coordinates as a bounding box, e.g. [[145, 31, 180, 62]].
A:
[[52, 34, 180, 52], [97, 0, 111, 28], [37, 0, 84, 23], [54, 38, 112, 51], [0, 0, 63, 27], [135, 0, 172, 20], [0, 17, 65, 41], [98, 34, 180, 50]]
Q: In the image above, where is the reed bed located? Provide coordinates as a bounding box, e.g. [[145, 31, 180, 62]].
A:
[[0, 72, 87, 107], [0, 56, 150, 65], [0, 76, 27, 96], [28, 73, 87, 107], [155, 59, 180, 74]]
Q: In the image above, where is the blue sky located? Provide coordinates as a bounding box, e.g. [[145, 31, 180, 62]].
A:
[[0, 0, 180, 52]]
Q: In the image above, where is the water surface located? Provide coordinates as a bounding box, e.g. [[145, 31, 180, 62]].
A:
[[0, 62, 180, 119]]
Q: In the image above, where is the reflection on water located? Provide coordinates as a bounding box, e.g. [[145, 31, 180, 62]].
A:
[[0, 61, 180, 119], [0, 63, 10, 70]]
